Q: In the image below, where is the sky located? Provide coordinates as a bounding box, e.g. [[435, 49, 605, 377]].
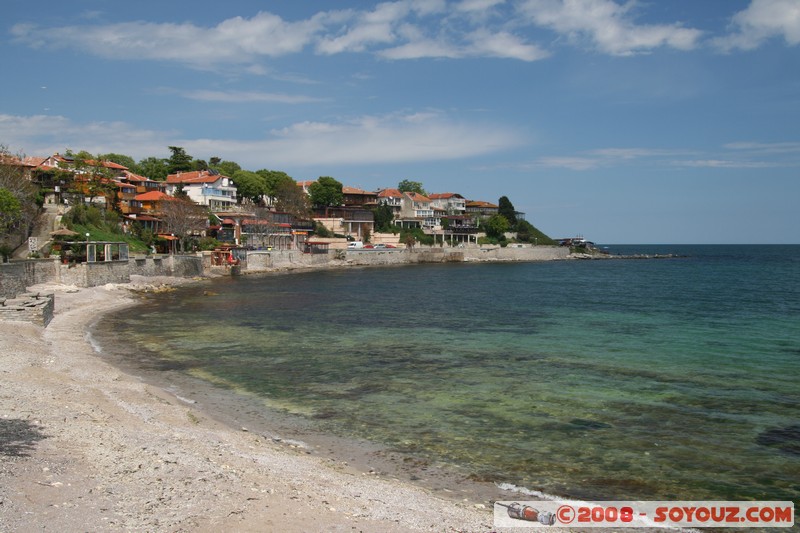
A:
[[2, 0, 799, 244]]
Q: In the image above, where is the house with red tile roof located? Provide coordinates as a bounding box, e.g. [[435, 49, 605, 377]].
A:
[[376, 188, 404, 217], [428, 192, 466, 215], [398, 192, 436, 229], [342, 186, 378, 208], [465, 200, 499, 218], [165, 170, 237, 210]]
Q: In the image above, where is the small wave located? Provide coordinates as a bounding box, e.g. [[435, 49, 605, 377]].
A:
[[495, 482, 580, 504], [85, 330, 104, 354]]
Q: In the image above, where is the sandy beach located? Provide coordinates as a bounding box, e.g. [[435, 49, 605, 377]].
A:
[[0, 277, 497, 532]]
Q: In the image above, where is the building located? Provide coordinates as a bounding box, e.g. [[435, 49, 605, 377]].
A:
[[342, 186, 378, 208], [428, 193, 466, 215], [465, 200, 499, 220], [398, 192, 435, 229], [376, 188, 404, 217], [165, 170, 237, 210]]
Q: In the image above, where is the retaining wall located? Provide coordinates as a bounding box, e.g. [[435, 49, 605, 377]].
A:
[[0, 292, 54, 327], [0, 255, 205, 299]]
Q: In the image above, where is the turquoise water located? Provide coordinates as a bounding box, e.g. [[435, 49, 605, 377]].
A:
[[94, 245, 800, 506]]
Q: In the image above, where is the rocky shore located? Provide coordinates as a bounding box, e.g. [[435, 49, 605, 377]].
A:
[[0, 277, 499, 532]]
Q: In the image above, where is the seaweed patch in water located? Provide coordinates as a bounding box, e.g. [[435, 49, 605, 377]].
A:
[[756, 425, 800, 455], [568, 418, 613, 430]]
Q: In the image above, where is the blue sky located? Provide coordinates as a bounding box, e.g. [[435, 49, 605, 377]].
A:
[[2, 0, 799, 243]]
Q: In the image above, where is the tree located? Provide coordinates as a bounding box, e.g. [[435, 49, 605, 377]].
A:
[[64, 151, 115, 206], [158, 197, 208, 252], [0, 145, 40, 259], [211, 160, 241, 177], [167, 146, 193, 174], [498, 196, 517, 227], [0, 188, 21, 261], [308, 176, 343, 209], [485, 214, 510, 240], [257, 169, 295, 202], [372, 203, 395, 232], [273, 180, 310, 219], [137, 156, 169, 181], [172, 183, 189, 200], [398, 179, 426, 195], [99, 153, 136, 172], [231, 170, 267, 204]]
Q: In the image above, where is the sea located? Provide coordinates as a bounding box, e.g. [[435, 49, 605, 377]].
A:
[[91, 245, 800, 516]]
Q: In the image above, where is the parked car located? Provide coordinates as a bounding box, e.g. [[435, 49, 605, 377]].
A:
[[347, 241, 363, 249]]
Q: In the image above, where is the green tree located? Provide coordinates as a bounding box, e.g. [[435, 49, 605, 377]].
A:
[[308, 176, 343, 208], [398, 179, 426, 195], [167, 146, 193, 174], [257, 169, 295, 199], [137, 156, 169, 181], [173, 183, 189, 200], [232, 170, 267, 204], [498, 196, 517, 227], [0, 188, 22, 259], [99, 153, 136, 172], [212, 160, 241, 177], [485, 214, 510, 240], [371, 203, 395, 232]]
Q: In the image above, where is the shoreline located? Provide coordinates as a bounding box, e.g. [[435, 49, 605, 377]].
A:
[[0, 277, 499, 532]]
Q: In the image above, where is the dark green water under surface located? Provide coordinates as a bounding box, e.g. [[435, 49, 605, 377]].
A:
[[92, 245, 800, 506]]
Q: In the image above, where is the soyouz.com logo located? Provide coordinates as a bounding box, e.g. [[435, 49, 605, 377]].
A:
[[493, 500, 795, 528]]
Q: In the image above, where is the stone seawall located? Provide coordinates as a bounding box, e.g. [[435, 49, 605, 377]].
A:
[[0, 255, 204, 299], [130, 255, 204, 278], [339, 245, 569, 267], [241, 245, 569, 272], [1, 246, 568, 299], [0, 260, 58, 299]]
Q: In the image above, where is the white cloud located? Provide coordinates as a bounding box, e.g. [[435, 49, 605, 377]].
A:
[[467, 29, 550, 60], [228, 111, 523, 166], [517, 0, 702, 55], [0, 111, 521, 169], [723, 141, 800, 153], [456, 0, 507, 13], [715, 0, 800, 51], [182, 90, 325, 104], [534, 156, 601, 170], [0, 114, 172, 159], [9, 0, 713, 69], [676, 159, 776, 169], [11, 12, 326, 68]]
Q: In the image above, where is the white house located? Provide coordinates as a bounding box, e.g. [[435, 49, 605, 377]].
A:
[[165, 170, 237, 210]]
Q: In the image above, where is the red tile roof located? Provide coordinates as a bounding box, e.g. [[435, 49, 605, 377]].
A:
[[405, 192, 431, 202], [343, 186, 376, 195], [429, 192, 464, 199], [166, 170, 229, 184], [135, 191, 169, 201], [377, 188, 403, 198]]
